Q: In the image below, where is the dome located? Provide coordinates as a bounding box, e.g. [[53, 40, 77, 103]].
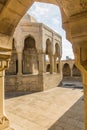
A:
[[19, 14, 37, 24]]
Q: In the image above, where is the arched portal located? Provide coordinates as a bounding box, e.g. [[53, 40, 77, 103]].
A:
[[63, 63, 71, 77], [23, 36, 38, 74], [5, 38, 18, 75], [72, 64, 81, 77]]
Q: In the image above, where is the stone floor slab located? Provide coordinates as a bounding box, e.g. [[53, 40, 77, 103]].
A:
[[5, 87, 84, 130]]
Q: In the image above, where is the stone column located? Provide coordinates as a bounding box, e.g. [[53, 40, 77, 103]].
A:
[[73, 46, 87, 130], [54, 56, 57, 73], [71, 69, 73, 77], [82, 73, 87, 130], [44, 55, 47, 73], [0, 62, 11, 130], [38, 53, 45, 74], [58, 57, 61, 73], [83, 83, 87, 130], [31, 54, 34, 74], [50, 54, 54, 74], [17, 52, 22, 76], [70, 66, 73, 77]]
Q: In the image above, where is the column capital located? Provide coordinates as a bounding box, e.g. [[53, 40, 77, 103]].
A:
[[0, 60, 10, 72]]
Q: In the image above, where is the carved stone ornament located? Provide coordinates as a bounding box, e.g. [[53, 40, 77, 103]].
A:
[[80, 0, 87, 9], [0, 116, 8, 124]]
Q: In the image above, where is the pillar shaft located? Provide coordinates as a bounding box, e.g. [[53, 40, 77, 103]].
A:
[[0, 70, 9, 129], [50, 55, 54, 74], [82, 72, 87, 130], [38, 53, 45, 74], [70, 66, 73, 77], [54, 56, 57, 73], [83, 83, 87, 130], [17, 52, 22, 75], [58, 58, 61, 73], [0, 71, 4, 115]]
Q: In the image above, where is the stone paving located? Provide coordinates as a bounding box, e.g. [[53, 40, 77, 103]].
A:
[[5, 86, 84, 130]]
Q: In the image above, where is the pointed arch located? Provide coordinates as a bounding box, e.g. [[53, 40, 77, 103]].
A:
[[63, 63, 71, 77], [23, 35, 38, 74], [72, 64, 81, 77]]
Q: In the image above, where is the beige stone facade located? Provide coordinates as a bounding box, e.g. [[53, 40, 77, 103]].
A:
[[61, 59, 82, 80], [5, 14, 62, 93], [46, 59, 82, 81]]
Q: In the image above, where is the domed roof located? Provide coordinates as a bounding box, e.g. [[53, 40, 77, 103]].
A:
[[19, 14, 37, 24]]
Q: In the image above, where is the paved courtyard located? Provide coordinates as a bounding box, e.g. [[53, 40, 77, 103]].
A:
[[5, 86, 84, 130]]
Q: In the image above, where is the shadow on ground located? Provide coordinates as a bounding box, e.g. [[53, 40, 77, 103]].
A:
[[5, 91, 38, 99], [60, 80, 83, 89], [48, 96, 84, 130]]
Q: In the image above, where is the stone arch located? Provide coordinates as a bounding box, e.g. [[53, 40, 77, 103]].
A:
[[24, 35, 36, 49], [72, 64, 81, 77], [63, 63, 71, 77], [23, 35, 38, 74], [46, 64, 50, 72], [5, 38, 18, 75]]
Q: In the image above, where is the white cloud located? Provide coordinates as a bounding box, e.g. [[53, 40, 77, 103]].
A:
[[52, 18, 59, 24]]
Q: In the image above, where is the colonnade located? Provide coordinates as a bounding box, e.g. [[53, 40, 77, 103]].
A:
[[62, 63, 82, 78]]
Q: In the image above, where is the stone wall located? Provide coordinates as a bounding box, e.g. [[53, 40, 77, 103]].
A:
[[5, 75, 41, 92], [63, 76, 82, 82], [43, 73, 62, 90], [5, 75, 17, 92], [5, 73, 62, 93]]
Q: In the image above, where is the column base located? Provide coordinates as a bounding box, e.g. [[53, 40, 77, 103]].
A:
[[0, 116, 9, 130]]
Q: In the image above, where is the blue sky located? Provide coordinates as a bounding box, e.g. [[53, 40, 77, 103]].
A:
[[27, 2, 74, 60]]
